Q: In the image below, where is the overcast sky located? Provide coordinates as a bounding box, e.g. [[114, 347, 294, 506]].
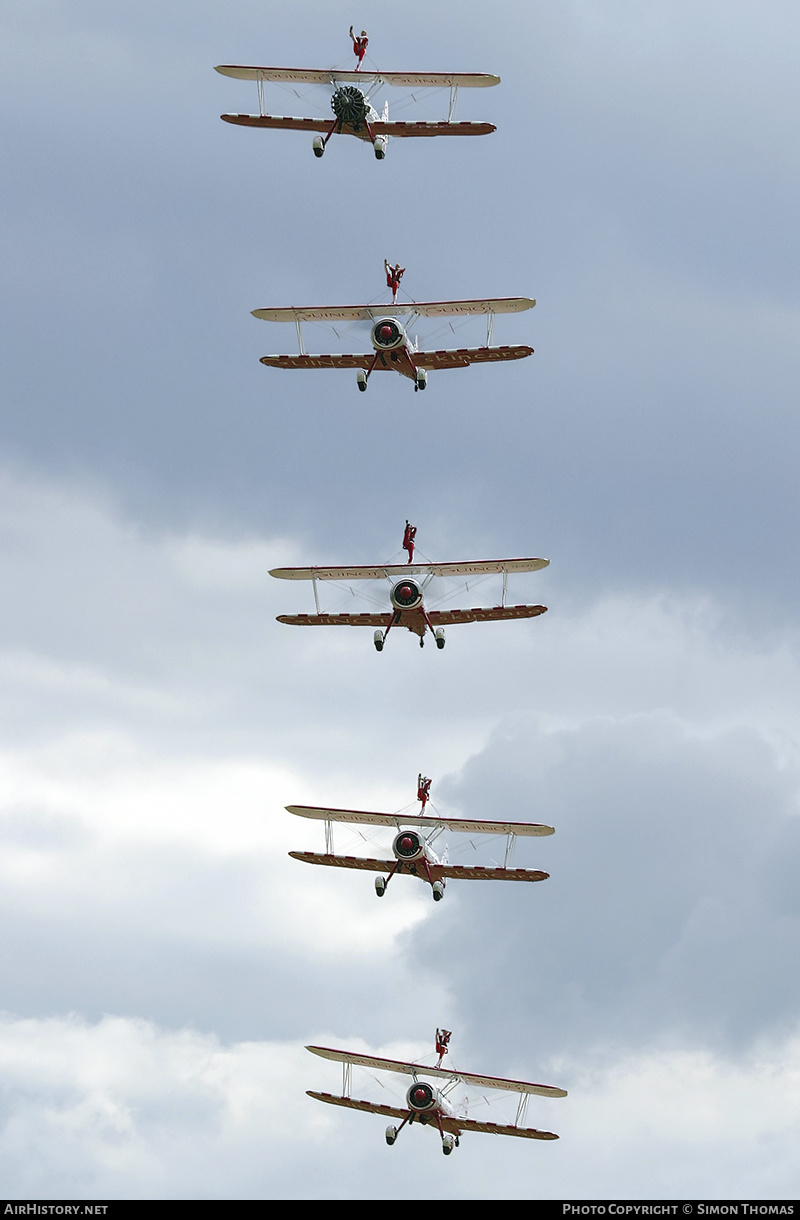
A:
[[2, 0, 800, 1201]]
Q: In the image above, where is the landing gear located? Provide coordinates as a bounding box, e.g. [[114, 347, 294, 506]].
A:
[[415, 368, 427, 392], [435, 628, 446, 650], [442, 1133, 455, 1155], [375, 876, 386, 898], [373, 630, 384, 652], [357, 369, 368, 392], [432, 881, 445, 902], [312, 136, 325, 158], [373, 135, 387, 160], [385, 1125, 397, 1146]]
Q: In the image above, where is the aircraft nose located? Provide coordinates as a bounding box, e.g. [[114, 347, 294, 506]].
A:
[[399, 835, 414, 852]]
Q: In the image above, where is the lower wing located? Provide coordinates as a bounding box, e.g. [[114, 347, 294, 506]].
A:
[[277, 612, 389, 627], [307, 1092, 407, 1121], [428, 604, 547, 625], [416, 345, 533, 369], [440, 865, 549, 882], [291, 853, 548, 884], [448, 1116, 559, 1141], [221, 114, 495, 138], [260, 354, 372, 370], [289, 851, 392, 873]]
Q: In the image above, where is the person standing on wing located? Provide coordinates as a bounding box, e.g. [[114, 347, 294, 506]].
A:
[[385, 260, 405, 304], [350, 27, 368, 69], [417, 775, 432, 810], [402, 520, 417, 563]]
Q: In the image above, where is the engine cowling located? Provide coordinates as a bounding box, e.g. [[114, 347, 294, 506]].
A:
[[390, 576, 423, 611], [393, 829, 424, 862], [370, 317, 406, 351], [406, 1081, 439, 1113], [330, 85, 369, 127]]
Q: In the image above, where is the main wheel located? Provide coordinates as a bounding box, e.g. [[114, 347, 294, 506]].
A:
[[432, 881, 445, 902], [415, 369, 427, 391], [357, 370, 368, 392], [312, 136, 325, 158], [435, 628, 446, 650], [375, 876, 386, 897], [373, 630, 384, 652], [385, 1125, 397, 1146]]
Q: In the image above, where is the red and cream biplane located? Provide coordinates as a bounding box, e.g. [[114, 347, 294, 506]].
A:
[[269, 527, 549, 650], [288, 776, 554, 901], [253, 289, 535, 392], [306, 1032, 566, 1155], [214, 59, 499, 161]]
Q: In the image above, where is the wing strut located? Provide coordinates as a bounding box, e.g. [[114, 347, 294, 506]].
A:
[[296, 317, 306, 355], [448, 85, 458, 122], [515, 1091, 530, 1127]]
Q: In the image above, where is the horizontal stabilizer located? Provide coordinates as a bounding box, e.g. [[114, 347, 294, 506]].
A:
[[286, 806, 555, 837], [215, 66, 500, 88]]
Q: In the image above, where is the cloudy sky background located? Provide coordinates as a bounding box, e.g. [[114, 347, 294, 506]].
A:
[[2, 0, 800, 1199]]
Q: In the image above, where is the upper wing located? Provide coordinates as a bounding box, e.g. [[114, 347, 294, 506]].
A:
[[427, 604, 548, 625], [253, 300, 534, 323], [306, 1046, 567, 1097], [269, 558, 549, 580], [222, 114, 495, 138], [215, 66, 499, 87], [416, 344, 533, 369], [287, 805, 555, 837]]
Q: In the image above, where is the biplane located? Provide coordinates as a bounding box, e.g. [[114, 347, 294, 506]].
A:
[[252, 288, 535, 392], [288, 776, 554, 901], [269, 525, 549, 650], [214, 59, 499, 161], [306, 1032, 566, 1155]]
